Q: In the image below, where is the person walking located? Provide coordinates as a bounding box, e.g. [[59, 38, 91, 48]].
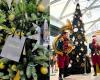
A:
[[89, 35, 100, 76], [57, 32, 70, 80]]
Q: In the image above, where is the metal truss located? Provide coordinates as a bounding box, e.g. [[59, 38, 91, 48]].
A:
[[50, 0, 62, 5], [59, 0, 71, 18], [60, 0, 99, 19], [86, 18, 100, 32], [50, 15, 65, 26]]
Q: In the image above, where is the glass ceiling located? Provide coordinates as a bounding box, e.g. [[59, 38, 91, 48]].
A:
[[50, 0, 100, 35]]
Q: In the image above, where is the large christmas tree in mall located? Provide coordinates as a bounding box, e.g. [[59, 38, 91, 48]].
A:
[[69, 3, 90, 74], [0, 0, 49, 80]]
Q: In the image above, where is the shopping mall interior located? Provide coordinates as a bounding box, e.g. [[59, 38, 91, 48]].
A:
[[0, 0, 100, 80], [50, 0, 100, 80]]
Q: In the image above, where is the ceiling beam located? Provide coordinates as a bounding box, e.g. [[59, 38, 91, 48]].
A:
[[50, 24, 60, 36], [60, 4, 100, 19], [83, 0, 98, 14], [59, 0, 71, 18], [85, 18, 100, 25], [50, 0, 62, 5], [50, 16, 100, 28], [86, 18, 100, 32], [50, 15, 65, 26]]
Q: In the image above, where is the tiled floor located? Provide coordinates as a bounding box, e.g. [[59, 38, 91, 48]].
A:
[[64, 74, 100, 80], [50, 68, 100, 80]]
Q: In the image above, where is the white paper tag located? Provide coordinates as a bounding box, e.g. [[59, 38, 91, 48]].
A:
[[0, 35, 26, 62]]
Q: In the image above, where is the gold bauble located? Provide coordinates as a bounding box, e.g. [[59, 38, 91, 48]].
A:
[[11, 64, 17, 71], [37, 3, 45, 12], [77, 34, 81, 39], [8, 14, 15, 21], [0, 62, 5, 69], [40, 66, 48, 75], [0, 26, 3, 29]]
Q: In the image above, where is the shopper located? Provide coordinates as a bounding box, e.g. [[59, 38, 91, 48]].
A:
[[57, 54, 66, 80], [89, 35, 100, 76]]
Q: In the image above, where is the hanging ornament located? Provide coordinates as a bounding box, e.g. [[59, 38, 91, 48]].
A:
[[72, 37, 75, 41], [8, 13, 15, 21], [74, 16, 76, 19], [75, 41, 78, 45], [80, 28, 83, 31], [76, 58, 79, 62], [40, 66, 48, 75], [79, 53, 81, 55], [75, 12, 78, 15], [11, 64, 17, 71], [80, 17, 82, 20], [74, 25, 77, 28], [80, 41, 82, 44], [0, 62, 5, 69], [77, 55, 79, 58], [83, 58, 85, 61], [37, 3, 45, 12], [74, 28, 78, 32], [77, 34, 81, 39], [43, 19, 50, 44], [76, 55, 79, 62], [0, 26, 4, 30], [80, 47, 84, 51], [84, 42, 87, 45], [78, 21, 81, 27]]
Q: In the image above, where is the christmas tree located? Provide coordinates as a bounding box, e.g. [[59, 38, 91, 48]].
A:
[[69, 3, 90, 74], [0, 0, 49, 80]]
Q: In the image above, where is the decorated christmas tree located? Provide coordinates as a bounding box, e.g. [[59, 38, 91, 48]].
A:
[[0, 0, 49, 80], [69, 3, 90, 74]]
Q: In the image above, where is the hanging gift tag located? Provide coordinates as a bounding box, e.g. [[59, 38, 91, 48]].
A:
[[0, 35, 26, 62], [32, 23, 41, 44]]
